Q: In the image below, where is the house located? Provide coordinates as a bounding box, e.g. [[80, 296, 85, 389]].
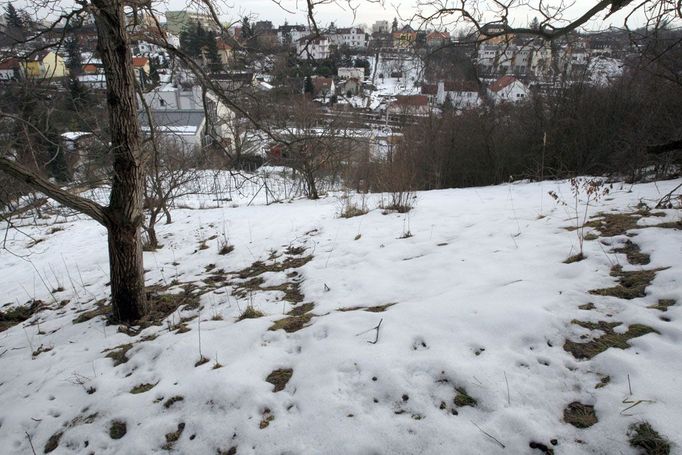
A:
[[81, 64, 99, 74], [296, 35, 330, 60], [165, 10, 218, 35], [132, 57, 150, 75], [277, 24, 308, 46], [387, 95, 430, 115], [77, 74, 107, 89], [216, 39, 234, 65], [211, 71, 256, 91], [338, 67, 364, 80], [426, 31, 450, 47], [22, 51, 67, 79], [421, 80, 481, 108], [487, 76, 528, 103], [142, 84, 237, 148], [338, 78, 362, 96], [392, 31, 416, 49], [0, 58, 22, 81], [372, 20, 390, 33], [139, 109, 207, 151], [329, 27, 368, 49], [311, 76, 335, 99]]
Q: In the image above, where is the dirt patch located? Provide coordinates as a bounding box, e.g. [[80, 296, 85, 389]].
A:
[[259, 409, 274, 429], [237, 256, 313, 279], [453, 387, 477, 407], [287, 303, 314, 316], [44, 431, 63, 453], [589, 265, 666, 300], [564, 253, 585, 264], [162, 422, 185, 450], [564, 320, 657, 359], [266, 368, 293, 392], [563, 402, 597, 428], [0, 300, 45, 332], [163, 395, 184, 409], [73, 299, 110, 324], [269, 313, 312, 333], [130, 383, 156, 394], [138, 286, 200, 327], [338, 303, 397, 313], [613, 240, 650, 265], [584, 212, 641, 237], [578, 302, 596, 310], [628, 422, 671, 455], [595, 376, 610, 389], [104, 343, 134, 367], [109, 420, 127, 439], [649, 299, 676, 312]]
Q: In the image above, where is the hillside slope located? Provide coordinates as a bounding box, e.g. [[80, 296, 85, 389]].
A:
[[1, 178, 681, 454]]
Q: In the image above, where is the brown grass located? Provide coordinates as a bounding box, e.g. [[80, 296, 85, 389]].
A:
[[613, 240, 650, 265], [104, 343, 134, 366], [130, 383, 156, 394], [72, 299, 110, 324], [287, 303, 315, 316], [237, 306, 264, 321], [237, 256, 313, 279], [648, 299, 676, 312], [564, 320, 657, 359], [564, 253, 585, 264], [266, 368, 293, 392], [629, 422, 671, 455], [44, 431, 63, 453], [563, 402, 597, 428], [163, 395, 184, 408], [0, 300, 44, 332], [162, 422, 185, 450], [589, 265, 666, 300], [337, 303, 397, 313], [269, 313, 312, 333]]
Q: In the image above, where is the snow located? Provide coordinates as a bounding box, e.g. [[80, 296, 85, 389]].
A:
[[1, 177, 681, 454], [589, 57, 624, 87]]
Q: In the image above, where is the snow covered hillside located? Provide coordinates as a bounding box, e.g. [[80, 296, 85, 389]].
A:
[[1, 178, 681, 454]]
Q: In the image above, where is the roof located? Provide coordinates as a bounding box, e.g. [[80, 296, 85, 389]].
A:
[[138, 110, 205, 135], [312, 76, 334, 92], [393, 95, 428, 107], [82, 64, 98, 73], [0, 58, 20, 70], [489, 75, 519, 92], [421, 84, 437, 95], [427, 31, 450, 40], [132, 57, 149, 67], [444, 80, 479, 92]]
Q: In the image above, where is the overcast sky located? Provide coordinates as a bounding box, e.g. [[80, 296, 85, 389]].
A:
[[158, 0, 649, 31]]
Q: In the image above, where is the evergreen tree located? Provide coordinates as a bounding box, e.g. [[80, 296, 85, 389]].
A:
[[304, 75, 314, 95], [530, 17, 540, 31], [65, 38, 83, 76], [205, 32, 222, 72], [4, 3, 24, 41], [241, 17, 253, 41], [5, 3, 22, 29], [391, 17, 398, 32]]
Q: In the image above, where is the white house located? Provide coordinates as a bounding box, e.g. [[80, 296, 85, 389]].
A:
[[487, 76, 528, 103], [329, 27, 368, 49], [296, 36, 330, 60], [338, 67, 364, 80], [277, 25, 308, 47], [421, 80, 481, 109]]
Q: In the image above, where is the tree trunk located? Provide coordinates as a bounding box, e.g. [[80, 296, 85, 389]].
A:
[[93, 0, 148, 322]]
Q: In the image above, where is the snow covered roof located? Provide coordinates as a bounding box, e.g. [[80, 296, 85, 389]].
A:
[[138, 110, 205, 135], [489, 75, 520, 92]]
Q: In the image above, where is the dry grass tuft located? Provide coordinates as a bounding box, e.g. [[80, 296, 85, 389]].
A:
[[104, 343, 134, 366], [237, 306, 264, 321], [563, 402, 597, 428], [163, 395, 184, 408], [564, 253, 586, 264], [162, 422, 185, 450], [628, 422, 671, 455], [72, 300, 110, 324], [0, 300, 44, 331], [109, 420, 127, 439]]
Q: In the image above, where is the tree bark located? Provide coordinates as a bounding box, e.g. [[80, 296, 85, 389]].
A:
[[92, 0, 148, 322]]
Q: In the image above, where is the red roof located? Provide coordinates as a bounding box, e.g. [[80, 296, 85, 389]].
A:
[[444, 80, 479, 92], [394, 95, 428, 107], [489, 75, 518, 92], [426, 31, 450, 41], [132, 57, 149, 67], [0, 58, 20, 70], [82, 64, 98, 74]]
